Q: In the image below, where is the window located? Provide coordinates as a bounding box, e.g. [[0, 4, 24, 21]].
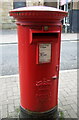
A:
[[13, 0, 26, 9]]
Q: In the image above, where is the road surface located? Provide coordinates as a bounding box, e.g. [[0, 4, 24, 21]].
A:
[[0, 40, 78, 76]]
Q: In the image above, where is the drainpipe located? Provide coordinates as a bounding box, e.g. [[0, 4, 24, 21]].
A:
[[65, 0, 68, 33], [57, 0, 60, 9]]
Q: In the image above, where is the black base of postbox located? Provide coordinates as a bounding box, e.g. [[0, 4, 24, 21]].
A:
[[19, 106, 59, 120]]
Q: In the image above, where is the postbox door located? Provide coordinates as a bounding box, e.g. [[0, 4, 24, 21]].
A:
[[34, 41, 60, 111]]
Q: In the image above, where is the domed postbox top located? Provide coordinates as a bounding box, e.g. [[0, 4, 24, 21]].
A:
[[10, 6, 67, 12], [9, 6, 67, 22]]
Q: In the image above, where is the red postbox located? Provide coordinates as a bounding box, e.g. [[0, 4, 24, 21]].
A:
[[10, 6, 67, 119]]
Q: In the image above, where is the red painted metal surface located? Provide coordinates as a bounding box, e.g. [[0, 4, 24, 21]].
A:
[[10, 6, 67, 112]]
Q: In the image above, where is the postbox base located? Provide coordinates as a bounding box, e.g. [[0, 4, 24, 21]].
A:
[[19, 106, 59, 120]]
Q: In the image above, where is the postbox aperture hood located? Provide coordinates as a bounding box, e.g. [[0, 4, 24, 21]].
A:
[[9, 6, 68, 22]]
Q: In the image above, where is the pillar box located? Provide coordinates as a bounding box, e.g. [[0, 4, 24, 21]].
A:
[[9, 6, 67, 119]]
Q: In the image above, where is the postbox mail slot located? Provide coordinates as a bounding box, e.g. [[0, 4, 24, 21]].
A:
[[30, 32, 59, 44], [33, 33, 58, 39]]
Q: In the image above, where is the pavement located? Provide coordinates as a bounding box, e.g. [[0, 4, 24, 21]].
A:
[[61, 33, 78, 41], [0, 69, 78, 119]]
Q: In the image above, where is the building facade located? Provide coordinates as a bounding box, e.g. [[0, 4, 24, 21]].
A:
[[0, 0, 59, 29], [60, 0, 79, 33], [0, 0, 14, 29], [69, 1, 79, 33], [1, 0, 78, 32]]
